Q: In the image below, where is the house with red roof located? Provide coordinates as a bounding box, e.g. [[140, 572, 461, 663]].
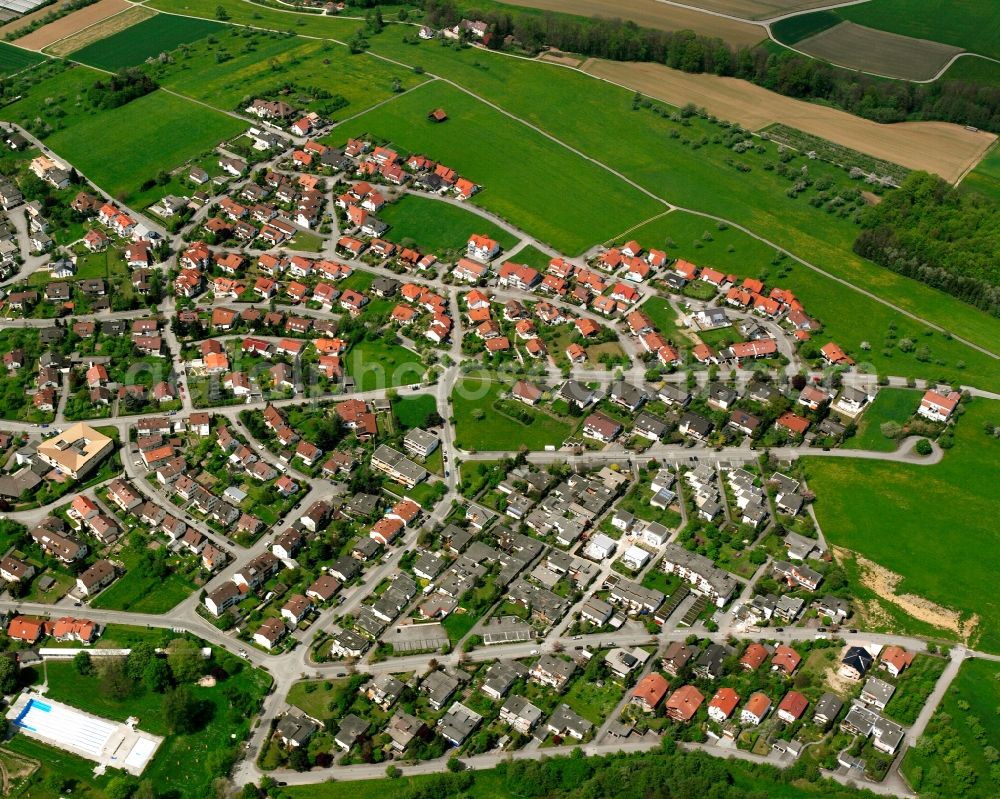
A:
[[708, 687, 740, 722], [631, 673, 669, 712], [917, 389, 960, 423], [820, 342, 854, 366], [665, 685, 704, 722], [776, 412, 810, 438]]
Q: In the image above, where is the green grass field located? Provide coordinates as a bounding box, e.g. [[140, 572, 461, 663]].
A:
[[149, 30, 425, 119], [0, 42, 46, 77], [771, 10, 841, 45], [452, 377, 572, 451], [843, 388, 918, 452], [506, 243, 553, 270], [639, 295, 679, 333], [331, 80, 662, 255], [902, 658, 1000, 798], [68, 13, 224, 70], [941, 53, 1000, 85], [394, 393, 438, 428], [2, 67, 243, 202], [379, 193, 517, 255], [346, 340, 424, 391], [962, 142, 1000, 202], [90, 567, 196, 613], [805, 398, 1000, 653], [838, 0, 1000, 59]]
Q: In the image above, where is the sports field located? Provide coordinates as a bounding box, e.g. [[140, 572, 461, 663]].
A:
[[379, 194, 518, 255], [838, 0, 1000, 60], [961, 142, 1000, 202], [493, 0, 766, 47], [795, 21, 963, 81], [582, 57, 994, 182], [336, 80, 662, 255], [46, 5, 155, 56], [66, 12, 222, 67], [13, 0, 130, 50], [806, 399, 1000, 653], [0, 41, 46, 76]]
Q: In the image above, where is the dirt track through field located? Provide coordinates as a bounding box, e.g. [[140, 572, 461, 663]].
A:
[[666, 0, 844, 20], [797, 21, 962, 81], [14, 0, 130, 50], [494, 0, 767, 48], [580, 58, 996, 182], [45, 5, 155, 55]]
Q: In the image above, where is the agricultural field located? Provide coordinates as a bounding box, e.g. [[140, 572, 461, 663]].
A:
[[0, 41, 46, 76], [336, 80, 663, 255], [794, 22, 962, 81], [769, 9, 840, 43], [902, 657, 1000, 799], [805, 398, 1000, 654], [148, 0, 362, 39], [662, 0, 837, 19], [576, 55, 992, 183], [148, 30, 425, 119], [379, 193, 518, 255], [838, 0, 1000, 60], [0, 66, 244, 201], [45, 5, 154, 56], [843, 388, 918, 452], [452, 377, 573, 451], [962, 142, 1000, 202], [940, 53, 1000, 86], [67, 12, 223, 68], [13, 0, 130, 50], [494, 0, 766, 46]]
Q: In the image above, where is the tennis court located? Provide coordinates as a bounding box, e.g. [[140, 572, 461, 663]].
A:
[[7, 694, 163, 775]]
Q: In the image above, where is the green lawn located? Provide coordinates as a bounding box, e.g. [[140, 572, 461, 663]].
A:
[[838, 0, 1000, 59], [844, 388, 919, 452], [0, 42, 46, 77], [379, 193, 517, 256], [3, 735, 114, 799], [43, 660, 168, 732], [287, 677, 357, 722], [394, 393, 438, 428], [452, 378, 572, 451], [562, 675, 625, 725], [507, 243, 553, 270], [902, 657, 1000, 798], [149, 29, 425, 119], [346, 340, 424, 391], [91, 566, 196, 613], [68, 13, 225, 69], [962, 141, 1000, 202], [2, 67, 244, 202], [441, 609, 478, 644], [805, 398, 1000, 653], [330, 80, 661, 255], [639, 295, 679, 334]]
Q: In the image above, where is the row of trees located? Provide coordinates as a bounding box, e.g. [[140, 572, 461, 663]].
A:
[[854, 172, 1000, 316], [421, 0, 1000, 133]]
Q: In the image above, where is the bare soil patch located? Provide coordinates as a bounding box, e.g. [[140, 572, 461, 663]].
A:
[[538, 50, 584, 67], [797, 21, 962, 81], [46, 5, 154, 55], [496, 0, 766, 48], [837, 547, 977, 642], [671, 0, 841, 21], [14, 0, 129, 50], [581, 58, 996, 182]]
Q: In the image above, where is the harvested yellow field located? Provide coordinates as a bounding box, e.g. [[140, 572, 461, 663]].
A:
[[539, 51, 585, 67], [14, 0, 130, 51], [45, 5, 155, 56], [673, 0, 843, 20], [797, 21, 962, 81], [497, 0, 766, 48], [581, 58, 996, 183]]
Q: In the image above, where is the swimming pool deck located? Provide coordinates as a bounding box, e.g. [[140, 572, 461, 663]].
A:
[[6, 693, 163, 776]]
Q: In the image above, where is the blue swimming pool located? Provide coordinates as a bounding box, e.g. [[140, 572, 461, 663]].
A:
[[13, 698, 51, 732]]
